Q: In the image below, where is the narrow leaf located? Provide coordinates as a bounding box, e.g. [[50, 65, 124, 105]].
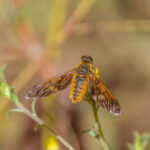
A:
[[92, 123, 99, 130], [0, 64, 7, 82], [127, 132, 150, 150], [82, 129, 101, 140], [7, 108, 24, 119], [0, 82, 11, 99], [10, 88, 19, 105]]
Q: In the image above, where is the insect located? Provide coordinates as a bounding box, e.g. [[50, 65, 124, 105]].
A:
[[25, 56, 121, 116]]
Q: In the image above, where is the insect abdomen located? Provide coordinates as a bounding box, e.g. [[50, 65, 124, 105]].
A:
[[70, 64, 89, 103]]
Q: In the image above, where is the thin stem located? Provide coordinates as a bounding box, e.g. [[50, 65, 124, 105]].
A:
[[91, 101, 109, 150], [85, 94, 109, 150], [16, 101, 75, 150], [31, 98, 38, 116]]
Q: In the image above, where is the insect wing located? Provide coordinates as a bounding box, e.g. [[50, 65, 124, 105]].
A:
[[88, 73, 121, 116], [25, 69, 75, 99]]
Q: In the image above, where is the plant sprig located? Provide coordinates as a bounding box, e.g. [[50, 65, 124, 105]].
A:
[[83, 93, 109, 150], [128, 132, 150, 150], [0, 65, 75, 150]]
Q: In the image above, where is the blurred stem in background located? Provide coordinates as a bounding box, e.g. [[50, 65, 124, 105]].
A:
[[65, 0, 96, 37], [45, 0, 97, 61], [45, 0, 97, 60], [45, 0, 68, 61]]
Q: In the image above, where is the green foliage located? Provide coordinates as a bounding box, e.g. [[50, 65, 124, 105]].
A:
[[0, 81, 11, 99], [83, 93, 109, 150], [128, 132, 150, 150], [0, 64, 11, 99], [0, 65, 19, 105], [82, 129, 101, 140], [0, 64, 7, 82], [6, 108, 24, 119], [82, 122, 100, 140]]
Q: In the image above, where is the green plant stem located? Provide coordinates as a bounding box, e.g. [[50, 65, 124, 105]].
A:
[[91, 101, 109, 150], [31, 98, 38, 116], [16, 101, 75, 150], [85, 94, 109, 150]]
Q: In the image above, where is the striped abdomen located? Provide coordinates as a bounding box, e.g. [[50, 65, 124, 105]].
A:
[[70, 64, 89, 103]]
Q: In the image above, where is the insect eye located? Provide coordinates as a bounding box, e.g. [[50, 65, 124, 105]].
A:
[[88, 56, 93, 64], [81, 55, 93, 63], [81, 56, 86, 60]]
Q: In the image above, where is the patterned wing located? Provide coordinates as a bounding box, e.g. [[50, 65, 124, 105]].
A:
[[25, 69, 75, 99], [88, 72, 121, 116]]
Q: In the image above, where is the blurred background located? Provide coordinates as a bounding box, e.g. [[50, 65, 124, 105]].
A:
[[0, 0, 150, 150]]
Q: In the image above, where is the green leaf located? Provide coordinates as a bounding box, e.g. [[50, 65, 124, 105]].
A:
[[7, 108, 24, 119], [0, 64, 7, 82], [10, 86, 20, 105], [0, 82, 11, 99], [128, 132, 150, 150], [92, 123, 99, 130], [0, 65, 19, 105], [0, 65, 11, 99], [82, 129, 101, 140]]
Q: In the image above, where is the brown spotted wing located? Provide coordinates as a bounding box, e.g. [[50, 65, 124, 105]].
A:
[[88, 72, 121, 116], [25, 69, 75, 99]]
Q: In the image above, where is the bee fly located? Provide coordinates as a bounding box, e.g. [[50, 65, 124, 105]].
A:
[[25, 56, 121, 116]]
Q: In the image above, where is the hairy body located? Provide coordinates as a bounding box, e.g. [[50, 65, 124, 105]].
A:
[[70, 63, 92, 103]]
